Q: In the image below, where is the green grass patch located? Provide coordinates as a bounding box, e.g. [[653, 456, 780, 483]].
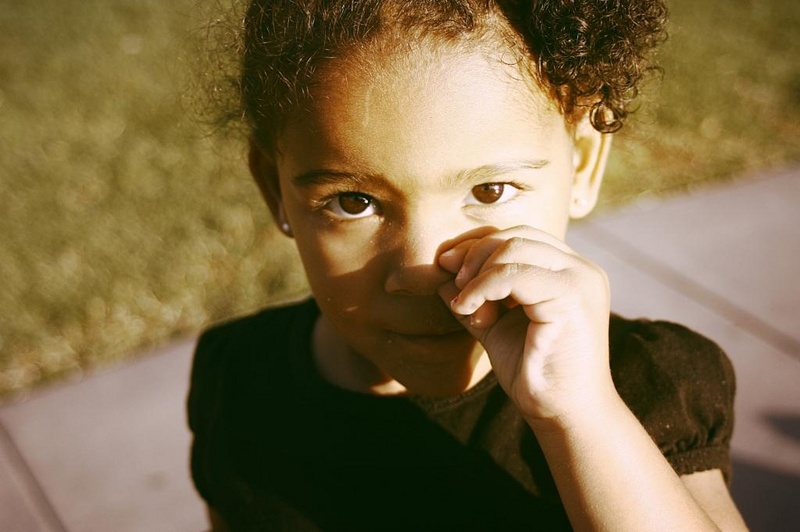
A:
[[1, 0, 799, 398]]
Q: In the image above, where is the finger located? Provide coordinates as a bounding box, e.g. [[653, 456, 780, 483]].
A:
[[437, 238, 479, 274], [456, 226, 575, 288], [468, 300, 501, 329], [439, 280, 503, 343], [437, 226, 500, 273], [502, 225, 575, 253], [474, 237, 575, 280], [450, 263, 564, 316], [438, 280, 481, 324], [453, 258, 610, 323]]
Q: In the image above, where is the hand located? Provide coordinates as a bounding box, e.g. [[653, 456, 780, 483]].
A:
[[438, 226, 615, 423]]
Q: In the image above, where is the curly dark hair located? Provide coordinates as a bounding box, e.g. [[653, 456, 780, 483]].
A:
[[206, 0, 667, 153]]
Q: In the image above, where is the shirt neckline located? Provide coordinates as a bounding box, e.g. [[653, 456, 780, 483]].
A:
[[289, 297, 500, 414]]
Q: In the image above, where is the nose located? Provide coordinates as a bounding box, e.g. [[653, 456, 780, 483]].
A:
[[383, 215, 454, 296]]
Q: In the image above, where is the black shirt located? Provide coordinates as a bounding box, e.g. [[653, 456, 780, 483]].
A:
[[188, 299, 735, 531]]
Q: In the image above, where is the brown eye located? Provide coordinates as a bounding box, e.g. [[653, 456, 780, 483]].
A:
[[466, 182, 520, 206], [329, 193, 377, 219], [471, 183, 505, 204]]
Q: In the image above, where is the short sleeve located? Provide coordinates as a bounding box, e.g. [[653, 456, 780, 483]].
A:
[[609, 317, 736, 481]]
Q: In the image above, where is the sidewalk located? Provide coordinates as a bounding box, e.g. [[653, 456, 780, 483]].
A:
[[2, 166, 799, 531]]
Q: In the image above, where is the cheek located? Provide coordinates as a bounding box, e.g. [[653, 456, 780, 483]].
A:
[[536, 198, 573, 240], [293, 229, 388, 304], [496, 184, 572, 237], [294, 224, 376, 275]]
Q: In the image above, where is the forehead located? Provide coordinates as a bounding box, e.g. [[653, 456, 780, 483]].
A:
[[276, 43, 569, 181], [312, 39, 558, 124]]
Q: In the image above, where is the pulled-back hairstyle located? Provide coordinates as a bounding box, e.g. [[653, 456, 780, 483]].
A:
[[208, 0, 667, 153]]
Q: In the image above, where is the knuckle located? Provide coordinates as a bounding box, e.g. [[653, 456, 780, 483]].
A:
[[498, 262, 523, 278], [503, 236, 529, 254], [560, 258, 610, 302], [584, 259, 610, 287]]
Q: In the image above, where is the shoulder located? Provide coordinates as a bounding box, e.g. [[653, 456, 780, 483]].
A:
[[187, 298, 318, 432], [196, 297, 317, 355], [194, 297, 317, 369], [608, 315, 736, 478], [609, 316, 735, 392]]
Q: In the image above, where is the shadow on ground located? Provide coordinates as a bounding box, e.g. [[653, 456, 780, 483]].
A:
[[732, 413, 800, 532]]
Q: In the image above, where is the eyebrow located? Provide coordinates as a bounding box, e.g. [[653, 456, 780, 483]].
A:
[[292, 169, 376, 187], [291, 159, 550, 188], [449, 160, 550, 185]]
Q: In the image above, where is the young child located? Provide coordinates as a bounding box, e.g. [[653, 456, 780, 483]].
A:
[[188, 1, 748, 530]]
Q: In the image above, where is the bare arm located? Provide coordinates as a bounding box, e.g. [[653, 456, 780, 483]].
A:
[[439, 226, 747, 531], [682, 469, 749, 531], [530, 394, 747, 531]]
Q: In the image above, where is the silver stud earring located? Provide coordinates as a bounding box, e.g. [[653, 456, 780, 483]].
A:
[[278, 206, 293, 237]]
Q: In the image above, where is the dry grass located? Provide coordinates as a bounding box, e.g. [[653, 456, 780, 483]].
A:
[[604, 1, 800, 205], [1, 0, 798, 399]]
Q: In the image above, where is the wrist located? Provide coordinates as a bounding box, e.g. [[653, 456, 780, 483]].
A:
[[523, 385, 627, 437]]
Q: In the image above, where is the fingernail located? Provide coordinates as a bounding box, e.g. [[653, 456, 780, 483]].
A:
[[449, 295, 459, 308], [439, 248, 456, 259]]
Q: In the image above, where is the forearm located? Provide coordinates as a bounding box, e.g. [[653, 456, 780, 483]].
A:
[[529, 392, 719, 532]]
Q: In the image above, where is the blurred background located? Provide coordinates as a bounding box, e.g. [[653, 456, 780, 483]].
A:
[[0, 0, 798, 396]]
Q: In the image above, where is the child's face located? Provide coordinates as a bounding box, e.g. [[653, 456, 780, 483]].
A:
[[253, 44, 608, 394]]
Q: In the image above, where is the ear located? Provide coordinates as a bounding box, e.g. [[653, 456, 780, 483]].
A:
[[569, 116, 612, 219], [248, 138, 293, 237]]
